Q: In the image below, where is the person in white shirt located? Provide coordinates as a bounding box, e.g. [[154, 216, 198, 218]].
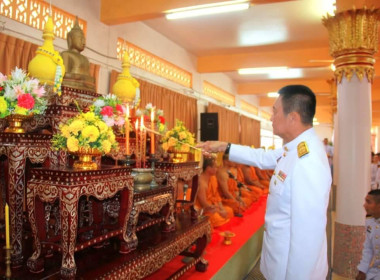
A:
[[324, 138, 334, 175], [198, 85, 331, 280]]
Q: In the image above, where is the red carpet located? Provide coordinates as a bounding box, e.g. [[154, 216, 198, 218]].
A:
[[144, 196, 267, 280]]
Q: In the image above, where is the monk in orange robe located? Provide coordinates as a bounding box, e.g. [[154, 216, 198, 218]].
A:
[[237, 165, 265, 198], [217, 154, 252, 215], [195, 157, 233, 227], [255, 167, 271, 189]]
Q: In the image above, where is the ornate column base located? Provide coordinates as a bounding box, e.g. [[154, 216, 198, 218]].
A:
[[333, 222, 365, 278]]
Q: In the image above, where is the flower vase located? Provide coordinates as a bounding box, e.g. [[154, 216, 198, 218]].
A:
[[71, 148, 102, 170], [5, 114, 33, 133]]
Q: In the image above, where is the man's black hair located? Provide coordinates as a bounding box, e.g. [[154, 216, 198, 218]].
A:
[[278, 85, 316, 125], [368, 189, 380, 204]]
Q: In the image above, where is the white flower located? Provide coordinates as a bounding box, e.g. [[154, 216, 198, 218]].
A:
[[105, 93, 117, 100], [145, 103, 153, 110], [94, 99, 105, 107], [4, 84, 17, 101], [25, 79, 39, 92], [157, 109, 163, 116], [10, 67, 26, 84], [135, 109, 142, 116]]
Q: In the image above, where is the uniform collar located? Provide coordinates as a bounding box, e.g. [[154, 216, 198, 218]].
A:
[[283, 127, 315, 152]]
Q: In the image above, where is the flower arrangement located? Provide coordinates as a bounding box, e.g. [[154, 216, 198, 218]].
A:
[[91, 94, 126, 127], [51, 111, 118, 154], [135, 103, 166, 133], [161, 119, 195, 152], [0, 67, 47, 118]]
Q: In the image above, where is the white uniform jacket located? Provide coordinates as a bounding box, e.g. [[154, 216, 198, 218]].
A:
[[357, 217, 380, 280], [230, 128, 331, 280]]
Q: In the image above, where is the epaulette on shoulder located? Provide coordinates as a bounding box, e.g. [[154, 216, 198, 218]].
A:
[[297, 141, 309, 158]]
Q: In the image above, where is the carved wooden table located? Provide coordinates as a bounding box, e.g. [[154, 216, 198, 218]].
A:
[[26, 166, 134, 279], [0, 133, 52, 266]]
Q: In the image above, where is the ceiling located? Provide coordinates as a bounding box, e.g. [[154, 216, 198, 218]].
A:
[[100, 0, 380, 126]]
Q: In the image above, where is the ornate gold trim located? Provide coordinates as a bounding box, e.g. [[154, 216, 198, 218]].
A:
[[323, 7, 380, 83]]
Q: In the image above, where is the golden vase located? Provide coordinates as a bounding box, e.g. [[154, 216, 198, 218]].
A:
[[168, 148, 193, 163], [71, 148, 102, 170], [5, 114, 33, 133]]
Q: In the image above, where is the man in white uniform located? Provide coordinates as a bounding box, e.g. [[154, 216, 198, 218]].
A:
[[198, 85, 332, 280]]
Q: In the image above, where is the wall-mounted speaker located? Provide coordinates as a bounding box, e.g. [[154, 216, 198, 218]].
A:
[[201, 113, 218, 141]]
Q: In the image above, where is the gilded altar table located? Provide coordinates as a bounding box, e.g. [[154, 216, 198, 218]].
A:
[[0, 133, 52, 266], [26, 166, 134, 279]]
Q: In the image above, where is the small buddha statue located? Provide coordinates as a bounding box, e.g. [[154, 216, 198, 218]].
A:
[[61, 17, 96, 91]]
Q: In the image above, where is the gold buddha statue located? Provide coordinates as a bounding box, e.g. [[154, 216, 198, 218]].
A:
[[61, 17, 96, 91]]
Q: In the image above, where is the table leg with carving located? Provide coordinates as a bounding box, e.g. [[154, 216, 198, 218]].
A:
[[26, 183, 46, 273], [164, 174, 177, 232], [60, 187, 80, 280], [7, 146, 27, 266]]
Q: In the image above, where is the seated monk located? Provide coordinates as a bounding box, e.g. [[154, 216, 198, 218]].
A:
[[195, 157, 233, 227], [61, 17, 96, 91], [217, 154, 252, 215], [237, 164, 266, 198], [255, 167, 271, 189]]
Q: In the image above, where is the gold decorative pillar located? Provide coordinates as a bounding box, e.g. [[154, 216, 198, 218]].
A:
[[323, 7, 380, 278]]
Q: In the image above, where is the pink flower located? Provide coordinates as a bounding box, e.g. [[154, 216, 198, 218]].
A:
[[14, 85, 25, 96], [17, 93, 35, 109], [103, 117, 115, 127], [32, 86, 46, 98], [115, 117, 125, 126], [100, 106, 113, 117], [115, 104, 124, 114]]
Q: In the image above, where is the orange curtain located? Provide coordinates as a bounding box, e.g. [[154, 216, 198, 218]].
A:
[[0, 33, 100, 86], [207, 103, 240, 143], [0, 33, 38, 74], [240, 114, 261, 147], [109, 70, 197, 134]]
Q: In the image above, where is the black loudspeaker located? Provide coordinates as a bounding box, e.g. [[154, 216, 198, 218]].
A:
[[201, 113, 219, 141]]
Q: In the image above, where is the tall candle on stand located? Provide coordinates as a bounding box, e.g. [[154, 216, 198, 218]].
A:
[[5, 203, 10, 249], [135, 119, 139, 167], [151, 109, 155, 154], [140, 116, 145, 168], [125, 104, 130, 155]]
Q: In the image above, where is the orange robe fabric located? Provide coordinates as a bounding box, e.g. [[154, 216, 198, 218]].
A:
[[255, 167, 270, 190], [195, 176, 233, 227], [220, 168, 251, 213], [236, 166, 263, 199]]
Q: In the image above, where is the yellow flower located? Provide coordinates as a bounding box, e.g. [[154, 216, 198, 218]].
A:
[[107, 130, 116, 142], [168, 137, 177, 147], [14, 106, 28, 115], [69, 119, 85, 136], [162, 142, 169, 151], [0, 97, 7, 114], [96, 121, 108, 134], [82, 125, 100, 142], [181, 144, 190, 152], [179, 131, 187, 140], [61, 125, 71, 138], [83, 112, 96, 122], [67, 137, 79, 152], [101, 140, 112, 154], [165, 131, 172, 138]]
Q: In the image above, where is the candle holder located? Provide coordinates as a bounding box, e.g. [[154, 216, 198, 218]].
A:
[[124, 154, 135, 167], [4, 246, 11, 279], [149, 154, 159, 189]]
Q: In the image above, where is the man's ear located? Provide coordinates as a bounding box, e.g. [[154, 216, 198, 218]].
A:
[[288, 111, 300, 123]]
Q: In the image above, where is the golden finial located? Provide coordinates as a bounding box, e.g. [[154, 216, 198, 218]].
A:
[[112, 52, 140, 104], [28, 16, 65, 95]]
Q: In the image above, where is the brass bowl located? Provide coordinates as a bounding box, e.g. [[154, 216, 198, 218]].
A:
[[219, 231, 236, 245]]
